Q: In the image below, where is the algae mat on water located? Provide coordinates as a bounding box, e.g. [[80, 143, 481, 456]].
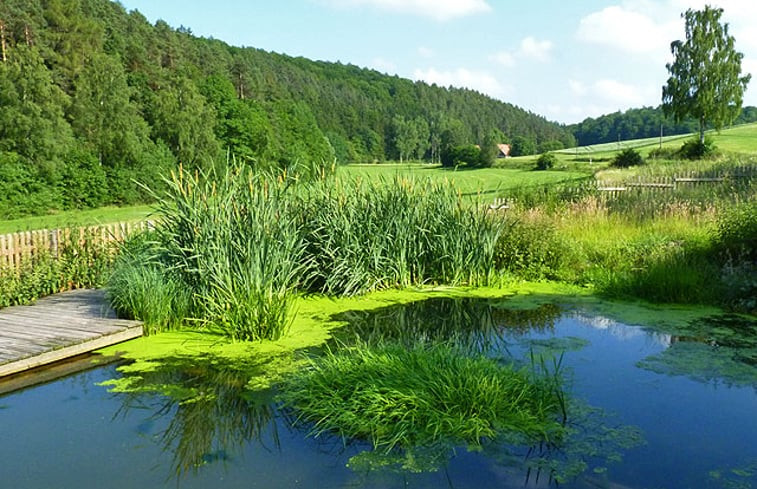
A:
[[97, 282, 731, 394]]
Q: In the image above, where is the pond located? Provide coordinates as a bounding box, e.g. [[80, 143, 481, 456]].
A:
[[1, 297, 756, 488]]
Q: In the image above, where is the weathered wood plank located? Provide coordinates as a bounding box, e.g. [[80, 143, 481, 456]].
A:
[[0, 289, 143, 380]]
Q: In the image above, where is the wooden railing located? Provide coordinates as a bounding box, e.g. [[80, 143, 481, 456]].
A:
[[0, 221, 152, 269]]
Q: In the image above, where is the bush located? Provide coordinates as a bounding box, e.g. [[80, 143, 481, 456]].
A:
[[495, 216, 567, 280], [679, 136, 716, 160], [535, 152, 557, 170], [452, 144, 481, 167], [612, 148, 644, 168]]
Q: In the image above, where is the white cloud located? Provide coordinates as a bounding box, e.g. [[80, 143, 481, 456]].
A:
[[489, 36, 552, 68], [417, 46, 435, 58], [519, 36, 553, 62], [370, 57, 397, 73], [321, 0, 491, 21], [569, 79, 588, 96], [593, 79, 649, 106], [490, 51, 515, 68], [413, 67, 511, 98], [577, 5, 679, 56]]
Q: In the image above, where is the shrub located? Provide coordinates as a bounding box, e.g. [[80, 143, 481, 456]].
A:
[[495, 216, 567, 280], [535, 152, 557, 170], [0, 228, 115, 308], [679, 136, 716, 160], [452, 144, 481, 167], [612, 148, 644, 168]]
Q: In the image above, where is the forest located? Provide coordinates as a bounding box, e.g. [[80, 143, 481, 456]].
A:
[[0, 0, 576, 218]]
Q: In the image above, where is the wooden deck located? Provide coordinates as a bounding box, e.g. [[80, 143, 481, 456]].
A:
[[0, 289, 142, 378]]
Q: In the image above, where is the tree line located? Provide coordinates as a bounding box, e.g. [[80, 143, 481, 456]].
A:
[[0, 0, 576, 218], [569, 105, 757, 147]]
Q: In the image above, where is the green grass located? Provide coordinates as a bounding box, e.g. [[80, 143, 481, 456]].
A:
[[280, 343, 566, 452], [0, 205, 151, 234], [338, 163, 589, 200]]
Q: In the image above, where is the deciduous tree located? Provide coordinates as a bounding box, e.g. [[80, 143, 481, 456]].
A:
[[662, 5, 751, 143]]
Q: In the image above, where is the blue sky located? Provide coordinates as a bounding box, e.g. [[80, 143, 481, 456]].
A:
[[118, 0, 757, 124]]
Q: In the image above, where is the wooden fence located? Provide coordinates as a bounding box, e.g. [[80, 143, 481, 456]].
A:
[[597, 165, 757, 197], [0, 221, 152, 269]]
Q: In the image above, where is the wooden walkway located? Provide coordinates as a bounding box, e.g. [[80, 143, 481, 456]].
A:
[[0, 289, 142, 378]]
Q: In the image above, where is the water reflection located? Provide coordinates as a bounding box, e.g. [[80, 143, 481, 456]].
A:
[[637, 314, 757, 389], [113, 355, 278, 478], [330, 297, 562, 353]]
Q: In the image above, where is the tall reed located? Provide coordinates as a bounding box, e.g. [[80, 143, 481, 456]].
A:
[[298, 176, 502, 295]]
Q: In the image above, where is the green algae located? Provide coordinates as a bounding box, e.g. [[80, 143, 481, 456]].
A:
[[97, 281, 740, 394], [637, 314, 757, 387]]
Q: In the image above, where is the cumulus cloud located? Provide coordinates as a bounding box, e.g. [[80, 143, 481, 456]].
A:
[[489, 37, 553, 68], [593, 79, 648, 105], [519, 36, 553, 62], [490, 51, 515, 68], [413, 67, 511, 98], [321, 0, 491, 21], [577, 5, 679, 56]]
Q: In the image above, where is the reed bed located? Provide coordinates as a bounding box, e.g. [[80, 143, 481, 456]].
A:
[[298, 177, 502, 295], [107, 166, 504, 339]]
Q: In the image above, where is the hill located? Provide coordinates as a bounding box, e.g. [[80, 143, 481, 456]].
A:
[[0, 0, 574, 218], [569, 105, 757, 146]]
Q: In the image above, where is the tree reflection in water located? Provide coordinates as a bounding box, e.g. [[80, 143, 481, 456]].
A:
[[114, 355, 278, 478]]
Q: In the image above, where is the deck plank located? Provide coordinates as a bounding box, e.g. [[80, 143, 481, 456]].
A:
[[0, 289, 142, 378]]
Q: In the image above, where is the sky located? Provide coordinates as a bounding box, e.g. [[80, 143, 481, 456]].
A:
[[117, 0, 757, 124]]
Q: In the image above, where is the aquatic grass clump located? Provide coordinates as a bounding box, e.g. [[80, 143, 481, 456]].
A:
[[280, 343, 567, 452], [299, 176, 502, 295], [107, 233, 191, 334]]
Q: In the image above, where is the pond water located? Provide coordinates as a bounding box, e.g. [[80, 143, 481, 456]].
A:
[[1, 298, 756, 488]]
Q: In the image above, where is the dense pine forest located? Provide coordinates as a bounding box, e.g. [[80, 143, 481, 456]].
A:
[[569, 105, 757, 146], [0, 0, 577, 218]]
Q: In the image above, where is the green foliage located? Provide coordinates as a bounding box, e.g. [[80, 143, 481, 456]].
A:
[[450, 144, 481, 167], [678, 136, 716, 160], [149, 164, 307, 341], [662, 6, 752, 143], [477, 130, 499, 168], [510, 135, 537, 156], [107, 233, 191, 334], [496, 217, 567, 280], [0, 228, 115, 308], [612, 148, 644, 168], [715, 200, 757, 261], [538, 140, 564, 153], [535, 152, 558, 170], [280, 343, 567, 453], [0, 0, 575, 217]]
